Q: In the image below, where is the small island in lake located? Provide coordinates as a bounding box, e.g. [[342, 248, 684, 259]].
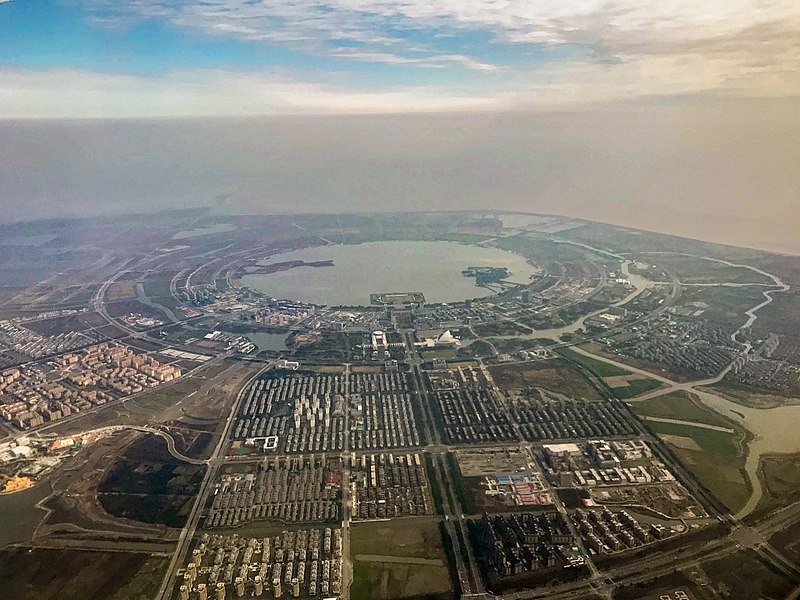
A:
[[245, 259, 334, 275], [462, 265, 511, 285]]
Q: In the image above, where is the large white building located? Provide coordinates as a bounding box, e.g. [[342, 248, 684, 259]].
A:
[[371, 330, 388, 359]]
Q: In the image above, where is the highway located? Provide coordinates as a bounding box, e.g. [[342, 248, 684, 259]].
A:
[[153, 363, 268, 600], [404, 331, 483, 596], [26, 234, 798, 600], [340, 363, 354, 600], [405, 325, 800, 600], [33, 424, 208, 465]]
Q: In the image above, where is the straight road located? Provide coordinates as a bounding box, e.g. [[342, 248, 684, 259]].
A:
[[340, 363, 353, 600], [154, 363, 267, 600]]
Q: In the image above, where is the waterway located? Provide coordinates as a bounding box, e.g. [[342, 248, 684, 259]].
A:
[[241, 241, 538, 306], [246, 332, 289, 352], [692, 389, 800, 517], [574, 343, 800, 519], [530, 244, 800, 518], [484, 259, 659, 342], [0, 481, 51, 547]]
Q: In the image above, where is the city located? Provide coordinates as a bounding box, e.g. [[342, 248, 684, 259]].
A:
[[0, 210, 799, 600]]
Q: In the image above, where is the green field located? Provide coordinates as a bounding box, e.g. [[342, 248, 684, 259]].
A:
[[445, 452, 476, 514], [420, 348, 459, 360], [646, 419, 750, 513], [424, 454, 445, 515], [751, 453, 800, 519], [702, 549, 797, 600], [680, 285, 769, 329], [633, 391, 736, 428], [351, 562, 375, 600], [557, 347, 629, 377], [611, 378, 663, 399], [98, 435, 205, 528]]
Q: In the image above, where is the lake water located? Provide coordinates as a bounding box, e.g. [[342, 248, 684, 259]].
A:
[[247, 332, 289, 351], [241, 241, 537, 306]]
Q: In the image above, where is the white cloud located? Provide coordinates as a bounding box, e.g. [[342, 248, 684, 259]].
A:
[[73, 0, 800, 100], [3, 42, 798, 119], [87, 1, 800, 56], [508, 50, 800, 106], [3, 1, 799, 117], [327, 48, 499, 70], [0, 69, 500, 118]]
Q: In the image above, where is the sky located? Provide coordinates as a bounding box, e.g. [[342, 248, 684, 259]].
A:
[[1, 0, 799, 116], [0, 1, 798, 253]]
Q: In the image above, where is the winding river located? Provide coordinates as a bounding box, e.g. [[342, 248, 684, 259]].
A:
[[558, 248, 798, 519]]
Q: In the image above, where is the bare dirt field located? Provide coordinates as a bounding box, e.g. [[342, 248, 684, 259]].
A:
[[0, 546, 169, 600], [351, 518, 455, 600], [489, 359, 603, 401]]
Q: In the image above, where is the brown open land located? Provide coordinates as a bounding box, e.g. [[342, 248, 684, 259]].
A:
[[35, 431, 182, 544], [26, 359, 258, 548], [701, 549, 796, 599], [489, 358, 603, 401], [350, 518, 455, 600], [659, 434, 703, 452], [0, 547, 168, 600], [105, 280, 137, 302], [604, 374, 647, 388], [46, 358, 257, 443]]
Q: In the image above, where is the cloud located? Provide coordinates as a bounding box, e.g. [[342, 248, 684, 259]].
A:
[[4, 40, 798, 119], [0, 69, 500, 118], [2, 1, 798, 118], [506, 44, 800, 105], [84, 1, 800, 58], [69, 0, 800, 103], [80, 0, 503, 71], [327, 48, 499, 70]]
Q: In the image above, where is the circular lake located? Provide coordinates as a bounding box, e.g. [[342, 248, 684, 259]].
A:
[[241, 241, 537, 306]]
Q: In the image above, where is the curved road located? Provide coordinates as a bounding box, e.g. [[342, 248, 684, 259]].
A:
[[76, 425, 207, 465], [567, 251, 790, 519]]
